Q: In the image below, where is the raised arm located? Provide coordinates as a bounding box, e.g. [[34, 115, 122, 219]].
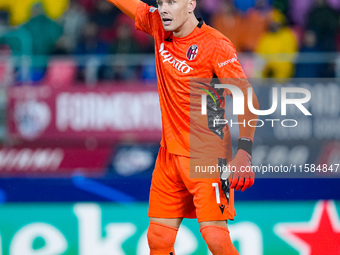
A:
[[106, 0, 140, 20]]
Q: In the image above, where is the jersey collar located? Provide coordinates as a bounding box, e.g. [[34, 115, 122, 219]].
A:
[[170, 18, 205, 42], [197, 18, 204, 28]]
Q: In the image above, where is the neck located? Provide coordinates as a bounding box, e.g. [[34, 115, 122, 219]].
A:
[[173, 15, 199, 38]]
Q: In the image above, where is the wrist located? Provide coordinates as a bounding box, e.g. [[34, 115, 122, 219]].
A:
[[237, 137, 252, 156]]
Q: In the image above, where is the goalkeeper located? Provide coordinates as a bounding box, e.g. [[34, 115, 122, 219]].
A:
[[106, 0, 259, 254]]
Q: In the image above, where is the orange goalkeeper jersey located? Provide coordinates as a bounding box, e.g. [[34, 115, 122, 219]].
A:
[[135, 2, 250, 158]]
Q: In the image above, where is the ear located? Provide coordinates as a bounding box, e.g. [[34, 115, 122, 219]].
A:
[[188, 0, 196, 14]]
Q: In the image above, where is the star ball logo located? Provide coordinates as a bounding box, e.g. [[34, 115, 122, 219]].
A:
[[274, 200, 340, 255], [200, 84, 312, 128]]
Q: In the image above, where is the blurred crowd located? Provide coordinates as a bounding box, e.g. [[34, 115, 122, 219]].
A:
[[0, 0, 340, 84]]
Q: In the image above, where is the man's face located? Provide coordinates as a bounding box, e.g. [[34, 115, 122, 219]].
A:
[[157, 0, 193, 32]]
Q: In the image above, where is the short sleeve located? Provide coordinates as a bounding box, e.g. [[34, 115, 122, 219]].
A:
[[135, 1, 160, 37]]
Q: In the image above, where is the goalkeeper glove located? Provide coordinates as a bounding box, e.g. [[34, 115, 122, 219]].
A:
[[221, 138, 255, 192], [228, 149, 254, 191]]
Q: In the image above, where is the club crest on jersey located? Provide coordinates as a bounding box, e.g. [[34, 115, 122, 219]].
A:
[[187, 45, 198, 61]]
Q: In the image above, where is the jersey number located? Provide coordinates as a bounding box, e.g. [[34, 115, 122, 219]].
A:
[[212, 183, 220, 204]]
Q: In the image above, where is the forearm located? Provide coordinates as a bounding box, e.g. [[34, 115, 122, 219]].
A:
[[238, 87, 259, 141], [226, 88, 258, 190], [106, 0, 140, 20]]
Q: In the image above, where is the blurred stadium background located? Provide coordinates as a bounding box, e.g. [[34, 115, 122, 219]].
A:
[[0, 0, 339, 254]]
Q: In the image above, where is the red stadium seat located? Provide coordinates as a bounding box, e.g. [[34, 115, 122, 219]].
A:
[[0, 45, 13, 86], [45, 58, 76, 88]]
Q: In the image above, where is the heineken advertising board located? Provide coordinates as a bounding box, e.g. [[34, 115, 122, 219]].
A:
[[0, 201, 339, 255]]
